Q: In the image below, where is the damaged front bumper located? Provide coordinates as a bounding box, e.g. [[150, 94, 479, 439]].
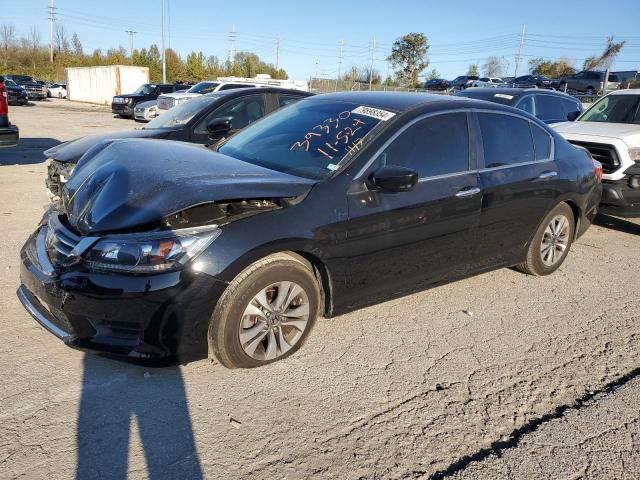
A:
[[46, 159, 73, 203], [18, 220, 228, 365]]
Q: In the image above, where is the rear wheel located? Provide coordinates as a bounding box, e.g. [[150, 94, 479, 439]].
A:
[[516, 203, 575, 276], [586, 86, 596, 95], [209, 254, 320, 368]]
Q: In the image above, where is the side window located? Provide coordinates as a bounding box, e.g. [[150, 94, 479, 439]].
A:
[[157, 85, 174, 94], [530, 124, 552, 160], [195, 95, 266, 134], [278, 95, 303, 107], [478, 113, 534, 167], [376, 112, 469, 178], [517, 96, 535, 115], [535, 95, 565, 122]]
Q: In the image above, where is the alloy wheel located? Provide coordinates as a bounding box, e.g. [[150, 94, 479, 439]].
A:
[[239, 281, 310, 361], [540, 214, 570, 266]]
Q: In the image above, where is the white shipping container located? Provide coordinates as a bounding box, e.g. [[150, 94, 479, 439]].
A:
[[65, 65, 150, 105]]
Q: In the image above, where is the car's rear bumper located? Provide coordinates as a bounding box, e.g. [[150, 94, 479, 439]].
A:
[[0, 123, 19, 147]]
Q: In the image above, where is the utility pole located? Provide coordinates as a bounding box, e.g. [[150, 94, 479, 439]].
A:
[[125, 30, 137, 64], [275, 37, 280, 71], [514, 24, 526, 78], [335, 39, 344, 92], [228, 24, 236, 67], [48, 0, 56, 62], [161, 0, 166, 83], [369, 36, 376, 91]]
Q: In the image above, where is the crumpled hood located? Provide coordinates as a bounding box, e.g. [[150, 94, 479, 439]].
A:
[[44, 129, 172, 164], [62, 139, 316, 235]]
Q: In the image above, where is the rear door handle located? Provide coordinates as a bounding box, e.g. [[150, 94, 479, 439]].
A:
[[455, 187, 481, 198], [537, 171, 558, 180]]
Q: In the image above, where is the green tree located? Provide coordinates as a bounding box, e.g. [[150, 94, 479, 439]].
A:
[[185, 51, 206, 81], [528, 57, 575, 78], [387, 32, 429, 87], [427, 68, 440, 80], [467, 64, 479, 76]]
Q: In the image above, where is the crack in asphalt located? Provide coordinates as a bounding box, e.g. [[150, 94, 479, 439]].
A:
[[425, 366, 640, 479]]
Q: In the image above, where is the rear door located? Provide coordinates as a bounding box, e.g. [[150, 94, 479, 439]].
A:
[[472, 110, 558, 269], [341, 111, 482, 301]]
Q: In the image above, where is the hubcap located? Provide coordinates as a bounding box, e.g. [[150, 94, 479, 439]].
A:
[[238, 281, 310, 361], [540, 214, 570, 266]]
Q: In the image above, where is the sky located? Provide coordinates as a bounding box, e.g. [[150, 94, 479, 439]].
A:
[[2, 0, 640, 81]]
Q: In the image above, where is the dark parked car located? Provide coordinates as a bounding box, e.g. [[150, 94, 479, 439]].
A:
[[111, 83, 188, 117], [2, 74, 47, 100], [4, 79, 29, 105], [450, 75, 479, 90], [557, 71, 620, 94], [0, 76, 19, 147], [18, 92, 602, 368], [456, 88, 583, 124], [423, 78, 450, 91], [511, 75, 556, 89], [46, 87, 313, 200]]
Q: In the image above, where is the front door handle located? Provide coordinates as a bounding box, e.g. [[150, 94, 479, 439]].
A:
[[455, 187, 481, 198], [537, 170, 558, 180]]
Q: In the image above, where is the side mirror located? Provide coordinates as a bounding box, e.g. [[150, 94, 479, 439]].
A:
[[567, 110, 581, 121], [206, 118, 232, 139], [367, 165, 418, 193]]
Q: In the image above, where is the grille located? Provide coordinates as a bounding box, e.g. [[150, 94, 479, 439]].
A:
[[569, 141, 620, 174], [45, 217, 81, 267], [157, 96, 175, 110]]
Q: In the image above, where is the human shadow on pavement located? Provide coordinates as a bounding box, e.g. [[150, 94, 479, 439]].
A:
[[594, 213, 640, 236], [0, 137, 61, 165], [76, 354, 203, 480]]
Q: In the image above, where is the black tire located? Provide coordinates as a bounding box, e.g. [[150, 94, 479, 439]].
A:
[[516, 202, 575, 276], [558, 82, 567, 91], [209, 254, 321, 368], [586, 87, 596, 95]]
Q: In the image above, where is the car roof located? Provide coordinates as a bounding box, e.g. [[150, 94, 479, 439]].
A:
[[607, 88, 640, 96], [204, 87, 314, 97], [459, 87, 579, 102], [306, 91, 469, 113]]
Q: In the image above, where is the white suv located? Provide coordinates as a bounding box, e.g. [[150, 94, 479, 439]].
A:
[[157, 81, 258, 111], [553, 89, 640, 217]]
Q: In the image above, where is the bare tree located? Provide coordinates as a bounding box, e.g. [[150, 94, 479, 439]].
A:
[[0, 24, 16, 68], [28, 26, 41, 69], [55, 24, 70, 54], [483, 56, 507, 77], [583, 36, 626, 70], [71, 32, 83, 56]]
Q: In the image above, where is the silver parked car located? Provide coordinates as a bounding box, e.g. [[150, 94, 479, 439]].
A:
[[134, 100, 159, 122]]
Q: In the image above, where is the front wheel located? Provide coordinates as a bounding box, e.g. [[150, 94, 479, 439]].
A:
[[209, 254, 320, 368], [516, 203, 575, 276]]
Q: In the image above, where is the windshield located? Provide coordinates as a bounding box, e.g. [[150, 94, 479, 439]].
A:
[[219, 100, 390, 180], [580, 94, 640, 124], [5, 79, 17, 86], [132, 84, 156, 95], [145, 94, 223, 129], [187, 82, 219, 94]]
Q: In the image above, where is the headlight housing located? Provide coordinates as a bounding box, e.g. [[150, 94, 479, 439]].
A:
[[83, 228, 220, 273], [629, 147, 640, 162]]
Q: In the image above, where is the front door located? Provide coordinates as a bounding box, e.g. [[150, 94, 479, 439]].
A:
[[336, 111, 482, 306]]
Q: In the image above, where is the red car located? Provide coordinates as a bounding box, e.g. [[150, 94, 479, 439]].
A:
[[0, 75, 19, 147]]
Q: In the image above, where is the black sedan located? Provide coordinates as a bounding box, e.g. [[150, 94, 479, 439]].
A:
[[511, 75, 557, 89], [45, 87, 313, 199], [111, 83, 188, 117], [455, 88, 583, 124], [423, 78, 450, 91], [18, 92, 601, 368], [4, 79, 29, 106]]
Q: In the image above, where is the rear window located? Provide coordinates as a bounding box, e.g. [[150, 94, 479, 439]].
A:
[[478, 113, 534, 167], [530, 124, 552, 160]]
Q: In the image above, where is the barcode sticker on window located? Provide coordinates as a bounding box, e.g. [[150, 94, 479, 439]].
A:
[[351, 106, 396, 121]]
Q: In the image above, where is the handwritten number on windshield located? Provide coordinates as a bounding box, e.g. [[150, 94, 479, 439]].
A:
[[289, 111, 368, 157]]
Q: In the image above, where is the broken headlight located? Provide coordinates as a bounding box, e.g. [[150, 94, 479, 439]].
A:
[[83, 228, 221, 273]]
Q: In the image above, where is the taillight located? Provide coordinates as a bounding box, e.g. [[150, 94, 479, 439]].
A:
[[593, 159, 603, 182], [0, 82, 7, 116]]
